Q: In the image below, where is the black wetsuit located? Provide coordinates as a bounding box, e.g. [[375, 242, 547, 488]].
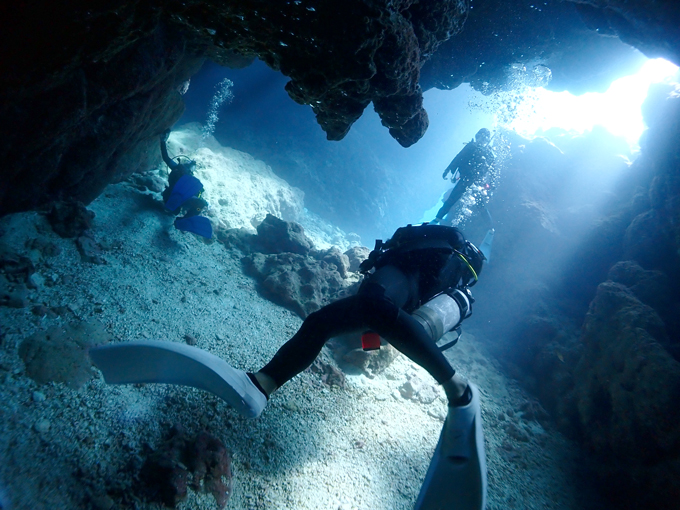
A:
[[260, 225, 472, 388], [436, 141, 495, 221]]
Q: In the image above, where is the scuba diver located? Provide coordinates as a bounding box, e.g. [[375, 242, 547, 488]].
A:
[[160, 129, 212, 239], [431, 128, 495, 225], [89, 223, 488, 510]]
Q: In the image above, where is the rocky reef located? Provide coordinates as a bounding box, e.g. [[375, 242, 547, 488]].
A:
[[221, 214, 361, 318]]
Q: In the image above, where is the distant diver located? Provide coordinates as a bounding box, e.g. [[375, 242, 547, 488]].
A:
[[90, 223, 488, 510], [160, 129, 212, 239], [431, 128, 495, 225]]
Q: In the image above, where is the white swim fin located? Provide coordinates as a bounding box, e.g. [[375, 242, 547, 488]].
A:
[[479, 229, 494, 263], [414, 383, 487, 510], [89, 341, 267, 418]]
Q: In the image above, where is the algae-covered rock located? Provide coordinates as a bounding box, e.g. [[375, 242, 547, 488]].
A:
[[255, 214, 314, 255], [19, 320, 112, 389], [244, 252, 346, 318]]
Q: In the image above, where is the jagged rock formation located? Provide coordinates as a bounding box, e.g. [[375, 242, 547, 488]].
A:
[[573, 279, 680, 507], [0, 0, 469, 218], [1, 1, 679, 219], [223, 214, 358, 318], [420, 0, 649, 95]]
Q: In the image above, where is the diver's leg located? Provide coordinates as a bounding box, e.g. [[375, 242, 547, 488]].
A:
[[377, 307, 455, 384], [265, 295, 459, 390], [434, 196, 455, 221], [257, 295, 372, 392], [435, 184, 467, 221], [257, 266, 413, 394]]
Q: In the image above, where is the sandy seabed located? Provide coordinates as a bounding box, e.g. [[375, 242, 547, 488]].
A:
[[0, 143, 606, 510]]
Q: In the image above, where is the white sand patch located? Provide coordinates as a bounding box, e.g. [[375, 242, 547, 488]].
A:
[[168, 123, 305, 230], [162, 124, 358, 251]]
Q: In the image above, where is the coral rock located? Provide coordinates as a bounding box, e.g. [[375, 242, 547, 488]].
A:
[[19, 320, 112, 389], [140, 427, 232, 508], [47, 200, 95, 238], [255, 214, 314, 255]]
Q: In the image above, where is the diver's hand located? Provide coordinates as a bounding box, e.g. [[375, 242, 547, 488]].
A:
[[442, 171, 449, 180]]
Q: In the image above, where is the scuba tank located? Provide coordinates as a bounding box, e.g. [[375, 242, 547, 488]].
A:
[[411, 288, 472, 344]]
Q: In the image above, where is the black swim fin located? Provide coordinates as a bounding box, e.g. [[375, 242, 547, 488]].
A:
[[174, 215, 213, 239], [165, 174, 203, 211], [414, 383, 487, 510]]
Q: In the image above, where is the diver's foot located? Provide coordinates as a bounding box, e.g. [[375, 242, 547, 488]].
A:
[[230, 370, 268, 418], [449, 384, 473, 407], [442, 383, 484, 459]]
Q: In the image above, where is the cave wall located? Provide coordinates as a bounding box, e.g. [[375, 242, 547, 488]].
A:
[[0, 4, 204, 216], [1, 0, 679, 219], [419, 0, 649, 95], [0, 0, 472, 219], [572, 0, 680, 64], [469, 84, 680, 508]]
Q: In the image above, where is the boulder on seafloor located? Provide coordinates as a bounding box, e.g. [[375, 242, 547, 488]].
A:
[[571, 280, 680, 507], [344, 246, 371, 273], [254, 213, 314, 255], [223, 214, 358, 318], [19, 320, 112, 389], [317, 246, 350, 279], [244, 251, 346, 318], [46, 199, 95, 239]]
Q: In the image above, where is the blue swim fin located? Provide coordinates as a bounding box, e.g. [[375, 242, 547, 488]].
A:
[[174, 215, 213, 239], [479, 229, 494, 263], [414, 383, 487, 510], [165, 174, 204, 211]]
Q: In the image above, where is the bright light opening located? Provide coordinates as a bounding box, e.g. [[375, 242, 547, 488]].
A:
[[507, 58, 679, 147]]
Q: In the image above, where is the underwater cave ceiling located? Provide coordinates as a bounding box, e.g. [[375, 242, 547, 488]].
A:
[[0, 0, 679, 217]]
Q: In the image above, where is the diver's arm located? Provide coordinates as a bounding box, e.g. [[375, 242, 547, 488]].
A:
[[442, 159, 457, 179], [160, 131, 179, 170], [443, 155, 463, 179]]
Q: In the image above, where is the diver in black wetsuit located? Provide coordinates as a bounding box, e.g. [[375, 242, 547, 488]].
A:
[[432, 128, 495, 225], [250, 223, 484, 406]]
